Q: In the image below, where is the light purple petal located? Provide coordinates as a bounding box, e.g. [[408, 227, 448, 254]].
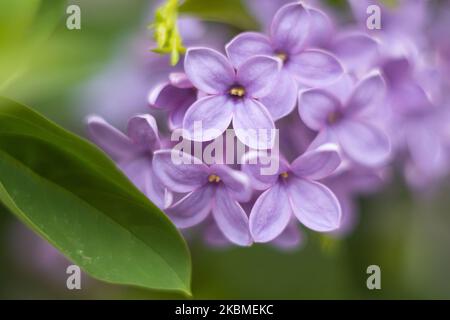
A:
[[236, 55, 281, 98], [212, 186, 252, 246], [168, 100, 192, 130], [183, 95, 234, 142], [169, 72, 193, 88], [287, 178, 341, 232], [291, 143, 341, 180], [210, 165, 252, 202], [145, 168, 172, 209], [250, 183, 292, 243], [226, 32, 273, 68], [335, 120, 391, 167], [86, 115, 135, 161], [259, 71, 298, 120], [121, 157, 171, 209], [346, 72, 385, 115], [305, 7, 333, 47], [148, 82, 197, 117], [331, 33, 379, 75], [165, 185, 214, 228], [298, 89, 341, 131], [118, 156, 152, 195], [152, 150, 209, 193], [241, 151, 288, 190], [270, 2, 310, 53], [232, 99, 276, 149], [288, 49, 343, 86], [127, 114, 160, 152], [184, 47, 235, 94]]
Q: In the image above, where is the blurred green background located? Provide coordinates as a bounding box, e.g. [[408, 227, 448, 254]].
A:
[[1, 0, 450, 299]]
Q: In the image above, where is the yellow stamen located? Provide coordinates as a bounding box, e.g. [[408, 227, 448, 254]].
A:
[[230, 86, 245, 97], [327, 112, 340, 124], [275, 52, 287, 62], [280, 172, 289, 179], [208, 174, 221, 183]]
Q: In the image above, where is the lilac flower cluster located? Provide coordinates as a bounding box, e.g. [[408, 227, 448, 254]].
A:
[[87, 1, 450, 249]]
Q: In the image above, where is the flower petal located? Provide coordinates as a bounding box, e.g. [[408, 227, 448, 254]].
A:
[[183, 95, 234, 142], [86, 115, 135, 161], [287, 178, 341, 232], [236, 55, 281, 98], [127, 114, 160, 152], [232, 99, 276, 149], [288, 49, 343, 86], [291, 143, 341, 180], [213, 186, 252, 246], [146, 168, 172, 209], [298, 89, 341, 131], [331, 33, 379, 75], [250, 183, 292, 243], [305, 6, 333, 47], [335, 120, 391, 167], [346, 72, 385, 115], [120, 156, 171, 209], [241, 151, 288, 190], [210, 164, 252, 202], [184, 47, 235, 94], [152, 150, 209, 193], [226, 32, 273, 68], [119, 156, 151, 194], [169, 72, 194, 89], [148, 82, 197, 120], [271, 2, 310, 53], [165, 185, 214, 228], [168, 100, 192, 130], [259, 71, 298, 120]]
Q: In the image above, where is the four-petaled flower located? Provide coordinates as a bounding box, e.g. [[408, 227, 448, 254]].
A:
[[299, 72, 391, 167], [87, 114, 171, 209], [243, 144, 342, 242], [226, 2, 343, 120], [153, 149, 253, 246], [183, 47, 281, 149]]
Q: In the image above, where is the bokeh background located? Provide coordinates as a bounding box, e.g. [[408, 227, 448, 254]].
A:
[[1, 0, 450, 299]]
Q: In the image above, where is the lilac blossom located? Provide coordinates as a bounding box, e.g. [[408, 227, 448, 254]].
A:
[[242, 144, 342, 243], [299, 72, 391, 167], [152, 149, 252, 246], [87, 114, 171, 209], [226, 2, 343, 120], [182, 47, 281, 149], [82, 0, 450, 251]]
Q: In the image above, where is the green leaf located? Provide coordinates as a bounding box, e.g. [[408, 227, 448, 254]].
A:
[[0, 97, 191, 295], [179, 0, 260, 30]]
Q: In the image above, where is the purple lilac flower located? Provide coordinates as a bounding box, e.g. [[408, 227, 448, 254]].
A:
[[226, 3, 343, 120], [149, 72, 198, 129], [152, 149, 252, 246], [182, 47, 281, 149], [242, 144, 342, 243], [87, 114, 171, 209], [298, 72, 391, 167]]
